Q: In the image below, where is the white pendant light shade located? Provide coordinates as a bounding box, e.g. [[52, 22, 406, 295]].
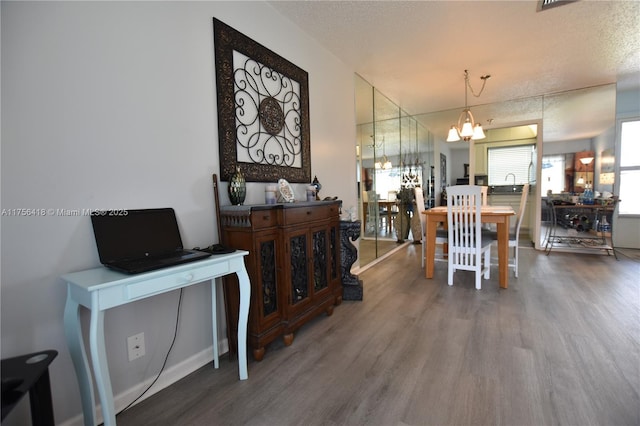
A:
[[580, 157, 594, 165], [472, 123, 486, 140], [460, 119, 474, 138], [447, 126, 460, 142]]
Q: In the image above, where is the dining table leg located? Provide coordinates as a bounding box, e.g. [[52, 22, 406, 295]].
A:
[[496, 220, 509, 289], [425, 217, 437, 279]]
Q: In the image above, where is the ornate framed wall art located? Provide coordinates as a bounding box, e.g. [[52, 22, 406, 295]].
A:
[[213, 18, 311, 183]]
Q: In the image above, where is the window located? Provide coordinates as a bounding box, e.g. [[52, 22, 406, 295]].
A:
[[487, 145, 535, 186], [374, 166, 423, 199], [541, 155, 565, 195], [618, 119, 640, 215]]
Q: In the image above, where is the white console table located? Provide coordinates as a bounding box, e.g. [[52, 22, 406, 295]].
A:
[[63, 251, 250, 426]]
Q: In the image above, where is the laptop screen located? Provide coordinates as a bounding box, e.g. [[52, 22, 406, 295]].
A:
[[91, 208, 184, 263]]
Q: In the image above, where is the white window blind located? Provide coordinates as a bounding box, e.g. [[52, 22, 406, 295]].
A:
[[488, 145, 535, 186], [618, 120, 640, 215]]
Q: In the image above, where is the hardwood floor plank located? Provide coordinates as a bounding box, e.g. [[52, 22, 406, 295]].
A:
[[116, 246, 640, 426]]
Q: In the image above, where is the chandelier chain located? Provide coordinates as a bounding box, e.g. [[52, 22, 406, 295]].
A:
[[464, 69, 490, 99]]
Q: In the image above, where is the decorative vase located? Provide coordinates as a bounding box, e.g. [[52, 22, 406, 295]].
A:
[[228, 166, 246, 205], [312, 175, 322, 200]]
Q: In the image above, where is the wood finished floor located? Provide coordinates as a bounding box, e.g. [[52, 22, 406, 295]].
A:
[[117, 246, 640, 426]]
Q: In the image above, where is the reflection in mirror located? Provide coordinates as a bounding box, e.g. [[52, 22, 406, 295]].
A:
[[359, 76, 616, 256], [355, 74, 434, 269], [538, 84, 616, 248], [541, 84, 616, 198], [415, 83, 616, 251]]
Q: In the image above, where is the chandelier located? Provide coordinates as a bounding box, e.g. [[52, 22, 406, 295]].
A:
[[577, 153, 594, 186], [447, 69, 491, 142], [374, 136, 392, 169]]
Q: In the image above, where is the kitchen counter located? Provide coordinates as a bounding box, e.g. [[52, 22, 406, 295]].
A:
[[489, 185, 527, 194]]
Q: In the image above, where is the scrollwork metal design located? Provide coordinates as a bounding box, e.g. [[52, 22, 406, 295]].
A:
[[313, 230, 328, 291], [260, 240, 277, 316], [289, 234, 308, 303], [214, 18, 311, 183], [330, 225, 337, 280], [233, 51, 302, 168]]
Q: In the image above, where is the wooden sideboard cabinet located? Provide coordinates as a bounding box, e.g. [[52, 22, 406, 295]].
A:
[[220, 200, 342, 361]]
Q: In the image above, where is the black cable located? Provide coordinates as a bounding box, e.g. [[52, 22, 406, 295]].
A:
[[116, 288, 184, 417]]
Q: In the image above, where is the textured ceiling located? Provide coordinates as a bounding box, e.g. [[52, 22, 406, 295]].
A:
[[268, 0, 640, 143]]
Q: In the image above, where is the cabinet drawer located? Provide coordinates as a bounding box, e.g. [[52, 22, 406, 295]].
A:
[[125, 262, 229, 301], [283, 205, 334, 225], [251, 210, 278, 229]]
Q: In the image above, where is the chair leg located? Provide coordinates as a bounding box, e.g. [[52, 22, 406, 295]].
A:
[[514, 247, 519, 278], [421, 238, 425, 268], [475, 265, 481, 290], [483, 249, 490, 280], [447, 259, 454, 286]]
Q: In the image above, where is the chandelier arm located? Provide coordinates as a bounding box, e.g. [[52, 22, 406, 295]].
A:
[[456, 112, 464, 134], [466, 109, 476, 126], [457, 109, 475, 129]]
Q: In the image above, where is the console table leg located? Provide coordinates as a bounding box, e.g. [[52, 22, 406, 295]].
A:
[[211, 281, 219, 369], [89, 298, 116, 426], [63, 291, 96, 426], [236, 268, 250, 380]]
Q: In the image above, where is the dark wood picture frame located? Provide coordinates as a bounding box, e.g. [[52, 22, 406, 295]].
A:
[[440, 153, 447, 190], [213, 18, 311, 183]]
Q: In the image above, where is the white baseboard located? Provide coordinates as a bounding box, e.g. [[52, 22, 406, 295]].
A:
[[59, 337, 229, 426]]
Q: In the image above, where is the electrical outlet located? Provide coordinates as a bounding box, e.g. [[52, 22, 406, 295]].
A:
[[127, 332, 145, 361]]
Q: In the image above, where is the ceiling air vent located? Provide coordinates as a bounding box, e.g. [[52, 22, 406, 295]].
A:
[[537, 0, 578, 12]]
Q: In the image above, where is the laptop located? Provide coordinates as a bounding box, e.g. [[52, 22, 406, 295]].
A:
[[91, 208, 211, 274]]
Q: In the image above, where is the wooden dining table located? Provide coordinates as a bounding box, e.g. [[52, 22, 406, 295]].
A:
[[424, 205, 516, 288], [363, 200, 397, 232]]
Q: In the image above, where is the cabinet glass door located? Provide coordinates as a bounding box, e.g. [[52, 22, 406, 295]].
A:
[[312, 229, 328, 292], [289, 233, 309, 304], [259, 239, 278, 317]]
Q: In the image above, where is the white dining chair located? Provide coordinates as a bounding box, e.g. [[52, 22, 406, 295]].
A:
[[414, 187, 447, 268], [480, 185, 489, 206], [365, 190, 379, 233], [480, 185, 491, 230], [487, 183, 529, 277], [447, 185, 492, 290]]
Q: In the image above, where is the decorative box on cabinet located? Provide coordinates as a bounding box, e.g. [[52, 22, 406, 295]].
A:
[[220, 200, 342, 361]]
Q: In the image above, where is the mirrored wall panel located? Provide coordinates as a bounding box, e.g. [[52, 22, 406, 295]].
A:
[[355, 74, 434, 268]]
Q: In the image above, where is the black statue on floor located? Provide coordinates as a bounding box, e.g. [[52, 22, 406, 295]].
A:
[[340, 220, 363, 301]]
